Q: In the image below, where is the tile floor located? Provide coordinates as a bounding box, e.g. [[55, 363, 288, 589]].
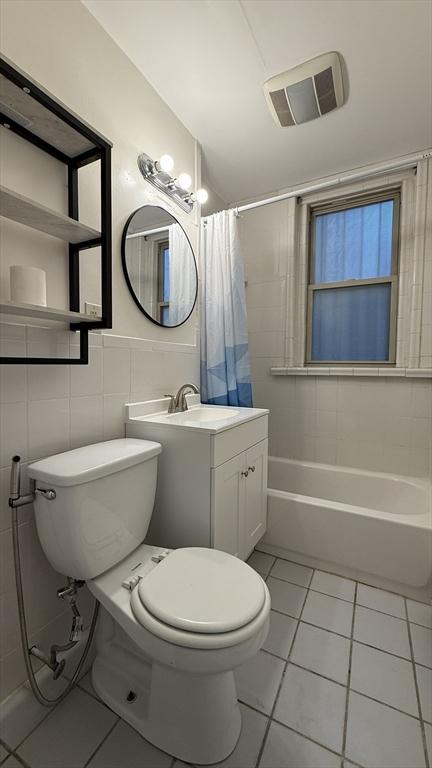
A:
[[0, 550, 431, 768]]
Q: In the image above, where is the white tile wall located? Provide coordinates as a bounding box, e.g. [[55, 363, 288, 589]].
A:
[[239, 177, 432, 478], [0, 322, 199, 701]]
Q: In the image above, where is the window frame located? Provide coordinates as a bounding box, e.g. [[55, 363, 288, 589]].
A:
[[305, 188, 401, 366], [157, 239, 170, 323]]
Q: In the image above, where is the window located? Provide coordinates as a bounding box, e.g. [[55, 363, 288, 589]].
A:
[[306, 190, 400, 364], [157, 241, 170, 324]]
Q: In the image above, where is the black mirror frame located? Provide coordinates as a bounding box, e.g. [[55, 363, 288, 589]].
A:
[[121, 204, 198, 329]]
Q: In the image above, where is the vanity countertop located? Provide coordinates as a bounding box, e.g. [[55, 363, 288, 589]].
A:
[[125, 396, 269, 435]]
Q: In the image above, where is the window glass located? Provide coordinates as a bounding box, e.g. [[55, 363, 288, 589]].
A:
[[162, 246, 170, 303], [311, 283, 391, 361], [313, 200, 394, 283]]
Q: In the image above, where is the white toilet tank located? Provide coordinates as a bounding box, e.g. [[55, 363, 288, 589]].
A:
[[28, 439, 162, 580]]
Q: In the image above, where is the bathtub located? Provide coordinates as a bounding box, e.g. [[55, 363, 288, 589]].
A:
[[261, 457, 432, 595]]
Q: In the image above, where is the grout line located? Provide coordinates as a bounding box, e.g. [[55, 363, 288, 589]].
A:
[[12, 698, 59, 753], [261, 650, 346, 688], [262, 599, 416, 662], [8, 753, 31, 768], [341, 582, 357, 761], [405, 596, 430, 768], [261, 645, 427, 724], [82, 716, 120, 768], [256, 548, 432, 605], [264, 717, 344, 762], [254, 569, 314, 768]]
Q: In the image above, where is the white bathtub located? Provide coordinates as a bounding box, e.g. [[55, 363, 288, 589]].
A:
[[261, 457, 432, 596]]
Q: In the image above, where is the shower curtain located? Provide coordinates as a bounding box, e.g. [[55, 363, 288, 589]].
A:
[[200, 209, 253, 407], [168, 223, 196, 325]]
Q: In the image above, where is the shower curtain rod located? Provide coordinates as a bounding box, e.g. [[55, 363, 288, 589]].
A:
[[203, 150, 431, 221], [126, 225, 169, 239]]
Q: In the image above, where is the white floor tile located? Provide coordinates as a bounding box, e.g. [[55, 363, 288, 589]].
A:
[[411, 624, 432, 668], [267, 578, 307, 619], [424, 723, 432, 765], [357, 584, 405, 619], [416, 664, 432, 723], [269, 559, 313, 588], [87, 719, 171, 767], [2, 757, 22, 768], [259, 721, 340, 768], [345, 691, 426, 768], [310, 571, 355, 602], [353, 606, 411, 658], [206, 703, 268, 768], [350, 642, 418, 716], [247, 552, 275, 577], [78, 671, 100, 700], [0, 681, 54, 749], [17, 687, 117, 768], [301, 591, 354, 637], [407, 600, 432, 629], [274, 664, 346, 753], [262, 611, 297, 659], [291, 623, 350, 684], [235, 649, 285, 715], [0, 745, 9, 764]]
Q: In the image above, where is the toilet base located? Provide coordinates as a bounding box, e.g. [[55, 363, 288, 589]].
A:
[[91, 637, 242, 764]]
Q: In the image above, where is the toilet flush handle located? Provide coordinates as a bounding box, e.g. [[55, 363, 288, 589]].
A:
[[35, 488, 56, 501]]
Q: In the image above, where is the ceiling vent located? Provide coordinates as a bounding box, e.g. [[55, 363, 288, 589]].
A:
[[263, 52, 345, 127]]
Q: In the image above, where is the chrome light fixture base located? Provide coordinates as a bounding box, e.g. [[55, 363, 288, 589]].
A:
[[137, 153, 194, 213]]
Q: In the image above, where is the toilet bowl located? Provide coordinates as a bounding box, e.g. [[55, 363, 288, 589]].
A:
[[28, 439, 270, 764]]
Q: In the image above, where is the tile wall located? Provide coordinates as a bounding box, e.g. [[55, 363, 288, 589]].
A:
[[239, 179, 432, 478], [0, 322, 200, 700]]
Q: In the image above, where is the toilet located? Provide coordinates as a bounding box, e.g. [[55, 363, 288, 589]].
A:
[[28, 438, 270, 765]]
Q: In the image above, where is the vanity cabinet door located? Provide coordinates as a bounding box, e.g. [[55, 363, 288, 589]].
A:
[[239, 439, 268, 561], [211, 454, 244, 557]]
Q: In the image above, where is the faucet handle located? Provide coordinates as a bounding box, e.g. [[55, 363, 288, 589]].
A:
[[164, 394, 176, 414]]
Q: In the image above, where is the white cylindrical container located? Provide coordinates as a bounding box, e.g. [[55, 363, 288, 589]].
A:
[[10, 265, 47, 306]]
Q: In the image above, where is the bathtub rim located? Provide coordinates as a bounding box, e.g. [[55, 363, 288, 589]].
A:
[[268, 455, 431, 528]]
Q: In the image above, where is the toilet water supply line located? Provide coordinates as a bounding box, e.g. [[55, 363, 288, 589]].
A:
[[9, 456, 100, 707]]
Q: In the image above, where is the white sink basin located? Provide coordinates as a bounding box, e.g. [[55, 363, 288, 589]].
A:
[[169, 407, 240, 424], [126, 398, 268, 433]]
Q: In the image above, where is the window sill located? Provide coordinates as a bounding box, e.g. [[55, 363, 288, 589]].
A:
[[270, 367, 432, 378]]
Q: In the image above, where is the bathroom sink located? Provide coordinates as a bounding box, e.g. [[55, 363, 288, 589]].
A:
[[126, 397, 268, 434], [167, 407, 240, 425]]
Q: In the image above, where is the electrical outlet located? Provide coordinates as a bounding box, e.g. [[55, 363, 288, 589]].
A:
[[84, 302, 102, 318]]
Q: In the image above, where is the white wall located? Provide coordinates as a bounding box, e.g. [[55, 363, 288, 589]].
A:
[[0, 0, 200, 700], [238, 175, 432, 479]]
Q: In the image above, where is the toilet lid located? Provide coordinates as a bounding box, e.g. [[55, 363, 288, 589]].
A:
[[136, 548, 266, 634]]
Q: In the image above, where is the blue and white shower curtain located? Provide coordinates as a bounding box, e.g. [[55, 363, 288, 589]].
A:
[[200, 209, 253, 407]]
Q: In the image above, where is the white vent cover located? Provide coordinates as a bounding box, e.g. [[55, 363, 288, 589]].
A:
[[264, 52, 345, 127]]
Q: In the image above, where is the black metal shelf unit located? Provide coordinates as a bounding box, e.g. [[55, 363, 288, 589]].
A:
[[0, 56, 112, 365]]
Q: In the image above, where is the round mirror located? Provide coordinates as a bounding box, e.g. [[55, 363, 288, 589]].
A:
[[121, 204, 198, 327]]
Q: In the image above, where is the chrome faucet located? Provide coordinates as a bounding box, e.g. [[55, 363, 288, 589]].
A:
[[165, 383, 200, 413]]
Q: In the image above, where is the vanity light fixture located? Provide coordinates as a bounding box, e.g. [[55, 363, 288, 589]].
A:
[[178, 172, 192, 191], [137, 152, 208, 213], [157, 154, 174, 173]]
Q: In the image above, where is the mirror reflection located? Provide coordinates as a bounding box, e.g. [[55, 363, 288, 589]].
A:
[[122, 204, 197, 327]]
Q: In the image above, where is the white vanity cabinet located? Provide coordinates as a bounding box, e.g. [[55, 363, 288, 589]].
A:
[[126, 404, 268, 561], [212, 438, 268, 560]]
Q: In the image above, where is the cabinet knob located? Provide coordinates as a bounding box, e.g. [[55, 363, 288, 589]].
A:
[[241, 470, 249, 478], [248, 465, 256, 472]]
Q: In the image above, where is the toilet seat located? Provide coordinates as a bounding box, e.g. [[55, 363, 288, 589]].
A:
[[130, 547, 270, 650]]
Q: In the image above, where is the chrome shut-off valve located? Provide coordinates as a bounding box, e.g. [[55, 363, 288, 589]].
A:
[[9, 455, 56, 508]]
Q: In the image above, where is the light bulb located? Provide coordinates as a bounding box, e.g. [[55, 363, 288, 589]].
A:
[[158, 154, 174, 173], [178, 172, 192, 191], [196, 188, 208, 204]]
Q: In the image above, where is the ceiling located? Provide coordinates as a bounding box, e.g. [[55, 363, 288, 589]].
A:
[[83, 0, 432, 203]]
